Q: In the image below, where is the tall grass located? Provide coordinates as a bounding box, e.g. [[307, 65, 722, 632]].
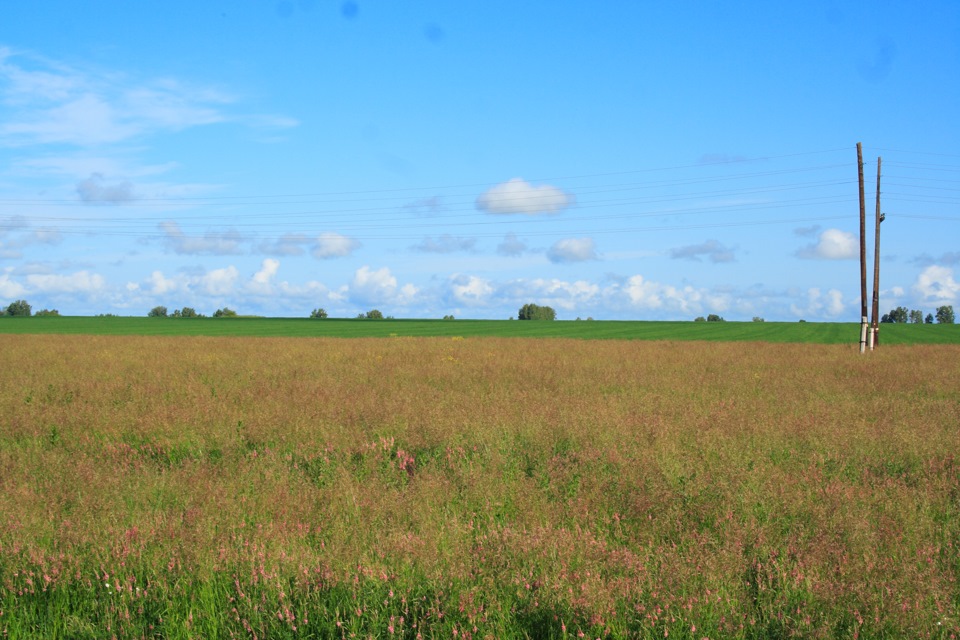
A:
[[1, 335, 958, 638]]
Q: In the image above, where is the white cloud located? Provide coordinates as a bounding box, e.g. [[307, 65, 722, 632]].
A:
[[25, 270, 105, 294], [547, 237, 597, 263], [312, 232, 359, 259], [160, 221, 243, 255], [248, 259, 280, 295], [147, 270, 178, 295], [348, 266, 417, 306], [0, 268, 26, 298], [796, 228, 858, 260], [350, 266, 396, 304], [912, 265, 959, 304], [789, 287, 847, 319], [201, 266, 239, 296], [76, 172, 134, 204], [670, 239, 735, 263], [619, 275, 706, 313], [449, 274, 494, 306], [476, 178, 573, 215]]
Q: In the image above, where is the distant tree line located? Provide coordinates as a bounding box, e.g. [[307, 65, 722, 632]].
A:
[[1, 300, 58, 317], [881, 305, 954, 324]]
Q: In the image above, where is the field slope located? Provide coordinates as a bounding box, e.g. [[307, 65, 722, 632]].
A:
[[2, 315, 959, 344]]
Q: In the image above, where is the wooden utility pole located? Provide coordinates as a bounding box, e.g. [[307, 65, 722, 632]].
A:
[[870, 157, 882, 349], [858, 143, 868, 353]]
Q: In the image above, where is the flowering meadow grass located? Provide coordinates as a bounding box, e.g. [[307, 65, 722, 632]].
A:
[[1, 334, 958, 638]]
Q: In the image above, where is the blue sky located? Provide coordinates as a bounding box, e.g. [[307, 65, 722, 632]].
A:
[[1, 1, 958, 320]]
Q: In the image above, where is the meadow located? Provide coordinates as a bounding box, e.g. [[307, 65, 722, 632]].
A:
[[1, 334, 958, 638]]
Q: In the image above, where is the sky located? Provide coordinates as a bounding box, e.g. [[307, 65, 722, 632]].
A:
[[1, 1, 958, 321]]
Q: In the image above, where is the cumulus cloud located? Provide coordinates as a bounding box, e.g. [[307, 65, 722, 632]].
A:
[[449, 274, 494, 306], [412, 234, 476, 254], [348, 266, 417, 306], [796, 228, 858, 260], [789, 287, 846, 319], [0, 268, 26, 298], [160, 221, 243, 255], [248, 259, 280, 295], [312, 232, 359, 259], [618, 275, 710, 314], [76, 172, 134, 204], [201, 266, 239, 296], [912, 265, 959, 304], [497, 233, 528, 257], [547, 237, 597, 263], [670, 239, 735, 263], [147, 270, 178, 295], [476, 178, 573, 215]]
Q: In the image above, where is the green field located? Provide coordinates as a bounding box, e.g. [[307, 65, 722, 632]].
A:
[[2, 315, 959, 344]]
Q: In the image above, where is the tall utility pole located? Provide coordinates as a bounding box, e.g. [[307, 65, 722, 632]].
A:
[[870, 157, 882, 349], [857, 143, 868, 354]]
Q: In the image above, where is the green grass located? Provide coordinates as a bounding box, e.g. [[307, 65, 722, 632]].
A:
[[2, 315, 959, 343]]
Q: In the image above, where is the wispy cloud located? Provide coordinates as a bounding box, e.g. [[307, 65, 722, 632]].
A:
[[497, 233, 528, 257], [76, 172, 134, 204], [911, 251, 960, 267], [159, 221, 244, 256], [412, 234, 476, 254], [670, 239, 735, 263], [0, 47, 294, 148], [258, 233, 312, 257]]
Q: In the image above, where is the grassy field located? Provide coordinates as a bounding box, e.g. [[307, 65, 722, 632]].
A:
[[1, 334, 958, 638], [2, 315, 959, 344]]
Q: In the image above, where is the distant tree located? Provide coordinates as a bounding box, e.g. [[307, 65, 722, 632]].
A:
[[518, 303, 556, 320], [752, 316, 764, 322], [925, 313, 935, 324], [6, 300, 32, 317], [936, 305, 955, 324], [442, 315, 455, 320], [310, 308, 328, 319], [214, 307, 238, 318], [365, 309, 384, 320], [706, 314, 724, 322], [176, 307, 199, 318], [693, 316, 706, 322], [908, 309, 924, 324], [799, 319, 807, 323], [881, 307, 908, 323], [34, 309, 60, 317], [148, 306, 168, 318]]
